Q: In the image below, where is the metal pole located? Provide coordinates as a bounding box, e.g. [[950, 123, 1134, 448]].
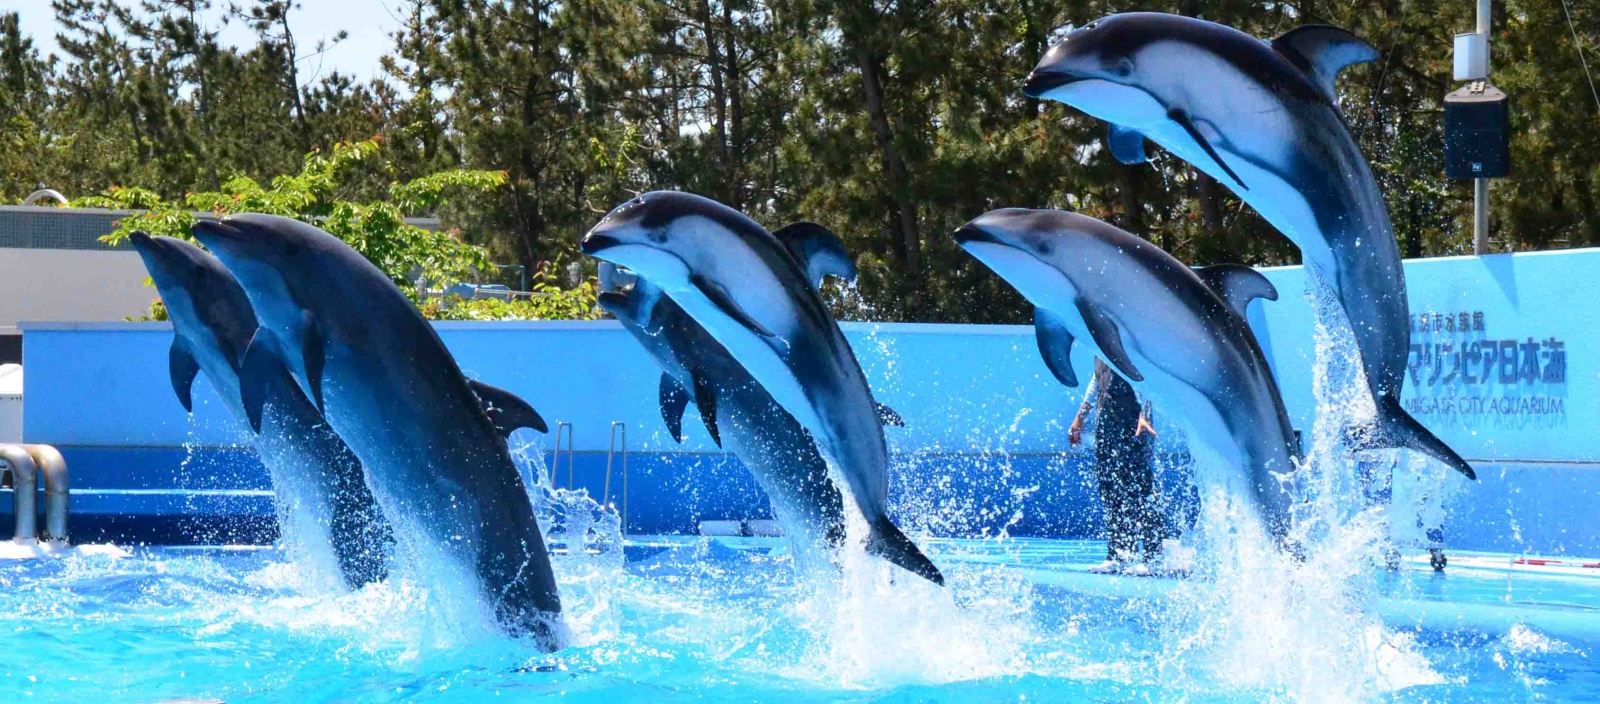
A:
[[1473, 0, 1492, 255]]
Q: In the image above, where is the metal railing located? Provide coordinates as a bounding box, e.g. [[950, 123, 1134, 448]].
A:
[[606, 422, 628, 534], [546, 422, 630, 535], [549, 421, 575, 489], [0, 444, 68, 544]]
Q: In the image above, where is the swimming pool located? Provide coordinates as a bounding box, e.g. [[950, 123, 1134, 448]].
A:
[[1, 530, 1593, 703]]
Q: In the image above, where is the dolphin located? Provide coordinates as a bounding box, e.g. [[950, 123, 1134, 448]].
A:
[[596, 262, 851, 560], [189, 214, 564, 647], [129, 233, 393, 590], [1022, 13, 1475, 481], [580, 192, 942, 585], [955, 209, 1300, 542]]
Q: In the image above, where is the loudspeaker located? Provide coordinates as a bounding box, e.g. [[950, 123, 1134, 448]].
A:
[[1444, 82, 1510, 179]]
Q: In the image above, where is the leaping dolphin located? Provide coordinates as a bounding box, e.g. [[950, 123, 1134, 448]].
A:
[[190, 214, 565, 648], [580, 192, 943, 585], [597, 262, 850, 560], [1023, 13, 1475, 481], [956, 209, 1300, 542], [129, 233, 393, 590]]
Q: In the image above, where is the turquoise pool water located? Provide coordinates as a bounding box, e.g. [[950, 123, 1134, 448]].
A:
[[0, 535, 1593, 702]]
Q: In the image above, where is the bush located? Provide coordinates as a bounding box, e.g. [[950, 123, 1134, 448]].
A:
[[82, 139, 598, 321]]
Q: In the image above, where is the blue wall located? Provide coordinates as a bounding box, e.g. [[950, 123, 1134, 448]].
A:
[[19, 248, 1600, 553]]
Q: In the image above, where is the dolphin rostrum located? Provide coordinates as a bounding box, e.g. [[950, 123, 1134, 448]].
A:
[[1023, 13, 1475, 480], [597, 262, 852, 560], [190, 214, 564, 647], [956, 209, 1300, 542], [129, 233, 393, 590], [581, 192, 942, 585]]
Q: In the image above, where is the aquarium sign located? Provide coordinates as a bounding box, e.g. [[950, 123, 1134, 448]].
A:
[[1402, 309, 1567, 423]]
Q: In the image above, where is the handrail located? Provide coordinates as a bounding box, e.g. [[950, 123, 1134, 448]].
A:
[[0, 446, 38, 542], [550, 422, 575, 489], [605, 422, 628, 533], [25, 445, 68, 544]]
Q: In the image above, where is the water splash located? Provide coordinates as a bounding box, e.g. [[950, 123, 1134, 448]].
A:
[[1154, 271, 1444, 700]]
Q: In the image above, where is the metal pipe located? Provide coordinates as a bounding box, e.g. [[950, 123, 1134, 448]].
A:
[[1474, 178, 1491, 254], [1473, 0, 1492, 255], [25, 445, 67, 544], [0, 445, 37, 542], [605, 422, 628, 533], [550, 422, 574, 489]]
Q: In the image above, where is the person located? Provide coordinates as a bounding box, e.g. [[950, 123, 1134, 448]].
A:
[[1070, 359, 1164, 574]]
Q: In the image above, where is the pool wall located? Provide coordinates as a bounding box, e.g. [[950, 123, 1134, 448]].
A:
[[18, 248, 1599, 553]]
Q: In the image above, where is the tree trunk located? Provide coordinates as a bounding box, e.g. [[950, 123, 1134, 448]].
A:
[[848, 29, 920, 267], [1197, 171, 1228, 261], [276, 12, 310, 152], [698, 0, 730, 203], [723, 0, 744, 210]]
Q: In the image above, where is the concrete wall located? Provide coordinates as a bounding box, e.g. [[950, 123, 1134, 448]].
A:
[[0, 248, 154, 329], [17, 247, 1600, 552]]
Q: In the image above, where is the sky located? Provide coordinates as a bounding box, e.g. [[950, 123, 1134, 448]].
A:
[[7, 0, 403, 85]]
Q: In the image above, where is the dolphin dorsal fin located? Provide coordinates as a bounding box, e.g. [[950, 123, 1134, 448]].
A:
[[659, 372, 690, 443], [1196, 264, 1279, 319], [1107, 125, 1149, 165], [169, 339, 201, 413], [773, 222, 858, 288], [468, 379, 548, 437], [1270, 25, 1379, 103], [1075, 299, 1142, 382], [1032, 307, 1079, 388]]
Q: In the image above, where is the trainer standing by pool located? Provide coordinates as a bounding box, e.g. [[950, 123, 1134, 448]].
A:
[[1070, 359, 1164, 574]]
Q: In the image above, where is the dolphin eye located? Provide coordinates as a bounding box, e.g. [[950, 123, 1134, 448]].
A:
[[1035, 240, 1054, 256], [648, 229, 668, 244], [1112, 57, 1134, 78]]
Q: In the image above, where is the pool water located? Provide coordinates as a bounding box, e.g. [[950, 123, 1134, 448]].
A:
[[0, 534, 1593, 703]]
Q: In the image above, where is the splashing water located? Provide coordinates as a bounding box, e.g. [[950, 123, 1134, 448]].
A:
[[1156, 271, 1447, 701]]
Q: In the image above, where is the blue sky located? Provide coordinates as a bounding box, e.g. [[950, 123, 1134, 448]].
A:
[[9, 0, 402, 85]]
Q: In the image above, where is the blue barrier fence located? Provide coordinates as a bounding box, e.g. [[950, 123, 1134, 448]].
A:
[[18, 248, 1599, 553]]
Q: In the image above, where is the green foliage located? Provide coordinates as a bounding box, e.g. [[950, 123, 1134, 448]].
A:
[[9, 1, 1600, 322], [80, 139, 504, 295]]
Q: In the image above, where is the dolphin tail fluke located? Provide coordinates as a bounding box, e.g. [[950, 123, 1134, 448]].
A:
[[1355, 396, 1477, 481], [866, 517, 945, 586]]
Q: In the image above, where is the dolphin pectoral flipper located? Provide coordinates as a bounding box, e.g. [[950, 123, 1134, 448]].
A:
[[875, 402, 905, 427], [1352, 396, 1478, 480], [238, 329, 288, 433], [1168, 108, 1248, 191], [1075, 299, 1143, 382], [1271, 25, 1380, 103], [692, 373, 723, 447], [468, 379, 549, 436], [690, 273, 775, 337], [301, 312, 327, 413], [169, 340, 201, 413], [1196, 264, 1279, 319], [773, 222, 858, 287], [659, 373, 691, 443], [866, 516, 944, 586], [1033, 307, 1080, 388], [1107, 125, 1150, 165]]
